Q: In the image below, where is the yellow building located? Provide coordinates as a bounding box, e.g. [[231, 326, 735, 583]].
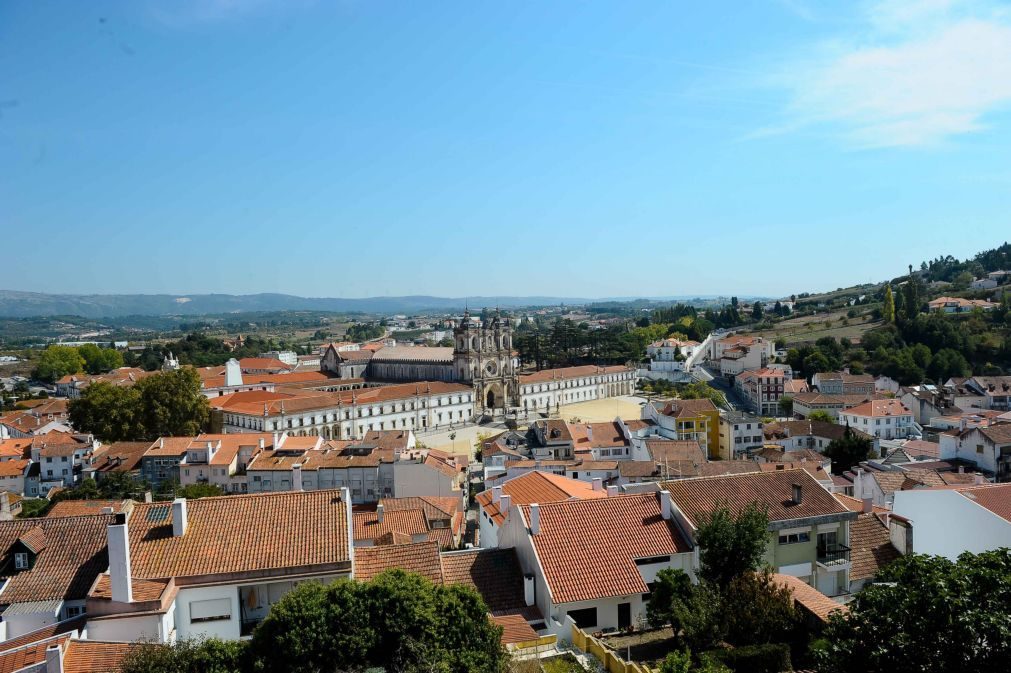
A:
[[643, 398, 721, 458]]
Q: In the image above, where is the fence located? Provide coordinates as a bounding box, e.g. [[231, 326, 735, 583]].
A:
[[570, 625, 653, 673]]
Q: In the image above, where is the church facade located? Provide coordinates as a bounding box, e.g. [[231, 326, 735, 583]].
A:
[[322, 310, 635, 417]]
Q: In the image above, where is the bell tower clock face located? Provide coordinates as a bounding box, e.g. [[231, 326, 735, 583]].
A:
[[485, 361, 498, 376]]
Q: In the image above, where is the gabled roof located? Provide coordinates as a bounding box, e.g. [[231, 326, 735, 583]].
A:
[[46, 500, 130, 518], [440, 548, 529, 613], [523, 493, 692, 604], [0, 515, 114, 604], [842, 399, 912, 418], [90, 441, 152, 473], [354, 541, 444, 583], [645, 440, 705, 474], [475, 471, 606, 526], [518, 365, 631, 384], [957, 483, 1011, 523], [848, 513, 901, 581], [353, 509, 428, 543], [63, 640, 135, 673], [658, 398, 717, 418], [127, 490, 351, 581], [774, 574, 848, 623], [662, 469, 851, 527]]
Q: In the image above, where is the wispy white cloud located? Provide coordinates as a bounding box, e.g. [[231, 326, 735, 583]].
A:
[[771, 0, 1011, 147]]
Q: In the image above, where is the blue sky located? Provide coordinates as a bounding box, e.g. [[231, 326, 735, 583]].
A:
[[2, 0, 1010, 299]]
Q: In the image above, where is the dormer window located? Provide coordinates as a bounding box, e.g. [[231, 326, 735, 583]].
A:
[[14, 553, 28, 569]]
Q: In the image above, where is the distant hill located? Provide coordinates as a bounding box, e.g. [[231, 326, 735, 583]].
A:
[[0, 290, 603, 319]]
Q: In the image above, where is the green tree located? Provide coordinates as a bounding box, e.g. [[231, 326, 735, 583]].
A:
[[659, 650, 692, 673], [807, 410, 835, 424], [823, 425, 873, 473], [176, 483, 224, 499], [752, 302, 764, 322], [78, 343, 125, 374], [249, 571, 507, 673], [647, 568, 694, 628], [882, 285, 895, 324], [721, 569, 798, 647], [677, 382, 727, 408], [121, 638, 244, 673], [802, 351, 831, 375], [32, 345, 85, 383], [68, 383, 143, 442], [817, 550, 1011, 673], [778, 396, 793, 416], [696, 503, 770, 588], [134, 368, 210, 439], [69, 369, 209, 441]]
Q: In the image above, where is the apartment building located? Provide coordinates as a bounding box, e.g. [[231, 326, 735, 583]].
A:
[[811, 372, 875, 396], [735, 368, 786, 416], [642, 399, 719, 458], [838, 399, 917, 441], [663, 469, 857, 597]]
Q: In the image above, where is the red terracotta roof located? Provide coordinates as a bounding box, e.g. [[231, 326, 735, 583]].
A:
[[475, 471, 606, 526], [0, 515, 114, 604], [354, 541, 444, 583], [63, 640, 135, 673], [127, 490, 351, 581], [353, 508, 428, 543], [662, 469, 850, 527], [523, 493, 691, 604], [774, 574, 848, 623], [46, 500, 129, 518], [518, 365, 631, 384], [957, 483, 1011, 523], [848, 513, 901, 582]]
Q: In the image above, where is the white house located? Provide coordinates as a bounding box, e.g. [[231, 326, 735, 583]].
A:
[[893, 483, 1011, 559], [838, 399, 917, 440], [85, 489, 354, 643], [497, 491, 695, 638]]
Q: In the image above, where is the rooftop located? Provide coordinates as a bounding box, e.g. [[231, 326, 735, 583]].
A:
[[127, 490, 351, 581], [522, 493, 691, 604], [662, 469, 851, 528]]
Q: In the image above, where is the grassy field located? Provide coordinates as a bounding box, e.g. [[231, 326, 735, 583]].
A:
[[746, 311, 882, 345]]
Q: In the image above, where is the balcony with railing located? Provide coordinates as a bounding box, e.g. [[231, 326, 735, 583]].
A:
[[817, 543, 851, 569]]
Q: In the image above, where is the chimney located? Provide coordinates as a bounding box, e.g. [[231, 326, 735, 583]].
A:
[[606, 485, 619, 497], [225, 358, 243, 387], [529, 503, 540, 534], [172, 498, 188, 537], [108, 512, 133, 603], [592, 478, 602, 492], [791, 483, 803, 505], [143, 491, 153, 504], [660, 490, 672, 520], [499, 494, 511, 520], [273, 432, 280, 448], [45, 644, 63, 673], [0, 492, 10, 521], [492, 486, 502, 504], [974, 473, 986, 485], [259, 437, 265, 450], [861, 497, 873, 514], [292, 463, 303, 491], [376, 503, 385, 524], [523, 573, 535, 607], [586, 425, 593, 442]]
